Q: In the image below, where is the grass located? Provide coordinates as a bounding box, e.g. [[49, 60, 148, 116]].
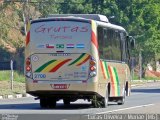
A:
[[132, 74, 160, 81], [0, 70, 25, 96], [0, 81, 25, 96], [143, 77, 160, 80], [0, 70, 25, 83]]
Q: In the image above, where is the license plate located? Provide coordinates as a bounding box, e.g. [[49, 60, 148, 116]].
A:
[[51, 84, 69, 89]]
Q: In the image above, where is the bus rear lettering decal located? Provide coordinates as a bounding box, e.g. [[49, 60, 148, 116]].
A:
[[34, 24, 89, 33]]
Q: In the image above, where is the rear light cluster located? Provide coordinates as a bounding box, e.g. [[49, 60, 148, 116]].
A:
[[25, 57, 32, 78], [89, 58, 97, 77]]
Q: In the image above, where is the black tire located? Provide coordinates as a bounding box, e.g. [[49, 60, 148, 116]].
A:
[[63, 99, 70, 105], [117, 91, 126, 105], [101, 88, 109, 108], [91, 96, 101, 108], [48, 98, 56, 108], [91, 89, 108, 108], [40, 98, 48, 108]]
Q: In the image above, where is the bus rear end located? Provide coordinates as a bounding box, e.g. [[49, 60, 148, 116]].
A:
[[25, 18, 98, 107]]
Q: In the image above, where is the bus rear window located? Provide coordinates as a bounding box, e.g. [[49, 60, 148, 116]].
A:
[[30, 20, 91, 52]]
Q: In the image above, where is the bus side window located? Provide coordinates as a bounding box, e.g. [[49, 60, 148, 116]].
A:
[[97, 27, 104, 59], [98, 27, 122, 61], [120, 32, 127, 62], [103, 28, 113, 60], [104, 28, 121, 61], [125, 35, 131, 64]]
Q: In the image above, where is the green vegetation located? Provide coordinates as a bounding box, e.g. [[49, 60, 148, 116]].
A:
[[0, 0, 159, 97], [0, 71, 25, 96], [0, 0, 160, 79], [0, 70, 25, 83], [142, 77, 160, 81], [132, 74, 160, 81], [0, 81, 25, 96]]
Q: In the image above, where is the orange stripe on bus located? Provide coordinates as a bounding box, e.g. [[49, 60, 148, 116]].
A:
[[49, 59, 71, 72], [108, 66, 115, 96], [26, 31, 30, 46], [91, 31, 98, 49], [100, 61, 106, 79]]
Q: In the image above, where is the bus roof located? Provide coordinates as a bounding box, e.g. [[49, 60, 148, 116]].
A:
[[31, 14, 126, 32], [96, 21, 126, 32], [47, 14, 109, 23], [31, 17, 91, 24]]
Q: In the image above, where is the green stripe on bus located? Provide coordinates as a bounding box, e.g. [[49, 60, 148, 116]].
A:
[[113, 67, 120, 95], [35, 60, 56, 72], [68, 53, 85, 66], [104, 62, 110, 78]]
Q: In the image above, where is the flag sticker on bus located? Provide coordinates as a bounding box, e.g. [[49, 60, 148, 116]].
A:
[[76, 44, 85, 48], [46, 44, 54, 48], [66, 44, 74, 48], [36, 44, 45, 49], [56, 44, 64, 49]]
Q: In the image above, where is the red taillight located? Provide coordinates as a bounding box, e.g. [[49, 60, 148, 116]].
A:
[[26, 58, 30, 67], [26, 58, 30, 65], [25, 57, 31, 71], [90, 66, 96, 71], [26, 60, 30, 66], [26, 66, 31, 71], [25, 57, 32, 78], [89, 59, 97, 77]]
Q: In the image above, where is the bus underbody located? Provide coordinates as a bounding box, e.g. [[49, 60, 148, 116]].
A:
[[26, 84, 126, 108]]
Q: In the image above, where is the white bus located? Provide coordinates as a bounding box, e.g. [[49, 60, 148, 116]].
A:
[[25, 14, 134, 108]]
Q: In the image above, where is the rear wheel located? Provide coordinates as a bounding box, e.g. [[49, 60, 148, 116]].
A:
[[92, 87, 109, 108], [63, 99, 70, 105], [40, 98, 48, 108], [101, 88, 109, 108], [48, 98, 56, 108], [117, 90, 126, 105], [91, 96, 101, 108], [40, 97, 56, 108]]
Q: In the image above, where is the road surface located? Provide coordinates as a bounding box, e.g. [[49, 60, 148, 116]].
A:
[[0, 82, 160, 120]]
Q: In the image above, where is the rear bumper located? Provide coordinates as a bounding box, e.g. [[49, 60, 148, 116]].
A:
[[27, 90, 99, 99], [26, 79, 99, 98]]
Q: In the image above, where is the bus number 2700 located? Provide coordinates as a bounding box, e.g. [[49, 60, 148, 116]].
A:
[[34, 74, 46, 79]]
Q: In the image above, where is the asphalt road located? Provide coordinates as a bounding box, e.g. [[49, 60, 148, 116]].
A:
[[0, 82, 160, 120]]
